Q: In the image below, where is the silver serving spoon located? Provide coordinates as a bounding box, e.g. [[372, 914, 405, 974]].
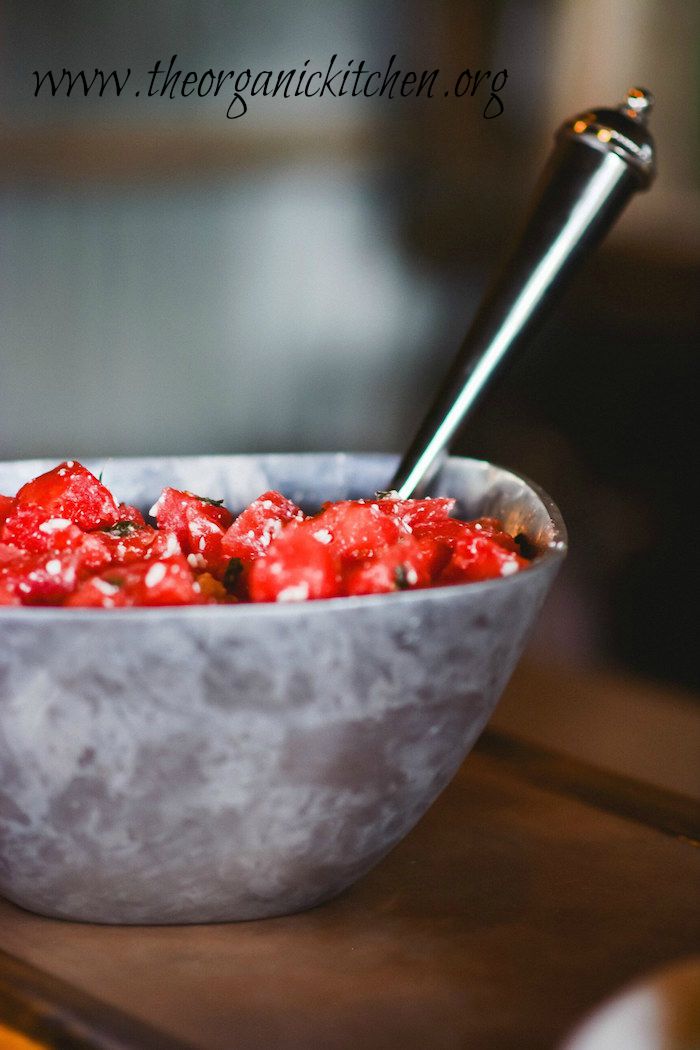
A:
[[391, 88, 656, 498]]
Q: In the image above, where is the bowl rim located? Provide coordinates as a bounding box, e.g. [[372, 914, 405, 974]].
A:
[[0, 452, 567, 621]]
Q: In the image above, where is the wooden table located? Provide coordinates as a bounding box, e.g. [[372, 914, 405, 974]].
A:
[[1, 662, 698, 1050]]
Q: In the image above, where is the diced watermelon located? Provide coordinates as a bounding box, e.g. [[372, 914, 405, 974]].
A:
[[0, 495, 16, 527], [67, 555, 204, 608], [305, 502, 401, 560], [342, 535, 451, 596], [15, 461, 120, 530], [150, 488, 233, 564], [248, 527, 340, 602], [221, 491, 304, 563], [372, 496, 456, 530]]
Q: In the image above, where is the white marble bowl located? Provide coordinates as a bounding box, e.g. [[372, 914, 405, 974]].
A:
[[0, 453, 566, 924]]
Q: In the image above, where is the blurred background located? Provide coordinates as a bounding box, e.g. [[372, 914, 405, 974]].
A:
[[1, 0, 698, 690]]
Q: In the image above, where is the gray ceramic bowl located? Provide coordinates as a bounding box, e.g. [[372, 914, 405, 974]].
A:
[[0, 453, 566, 924]]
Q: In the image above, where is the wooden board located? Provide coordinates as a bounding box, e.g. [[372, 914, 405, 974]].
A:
[[0, 729, 698, 1050]]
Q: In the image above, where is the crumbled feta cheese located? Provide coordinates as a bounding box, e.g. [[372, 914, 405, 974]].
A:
[[45, 559, 62, 576], [161, 533, 180, 557], [93, 579, 120, 596], [145, 563, 167, 588], [38, 518, 72, 533], [312, 528, 332, 545], [276, 582, 310, 602], [500, 561, 519, 577]]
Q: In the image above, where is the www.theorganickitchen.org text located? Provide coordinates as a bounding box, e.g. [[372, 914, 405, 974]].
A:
[[33, 54, 508, 119]]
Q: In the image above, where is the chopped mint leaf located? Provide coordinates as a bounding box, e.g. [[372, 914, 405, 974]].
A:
[[223, 557, 244, 593], [514, 533, 536, 560], [103, 573, 126, 589], [188, 492, 225, 507], [102, 520, 143, 537], [394, 564, 410, 590]]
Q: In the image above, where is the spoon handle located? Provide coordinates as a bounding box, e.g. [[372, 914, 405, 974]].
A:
[[391, 88, 656, 498]]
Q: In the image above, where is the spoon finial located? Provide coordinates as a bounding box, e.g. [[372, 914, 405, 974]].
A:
[[626, 87, 654, 118]]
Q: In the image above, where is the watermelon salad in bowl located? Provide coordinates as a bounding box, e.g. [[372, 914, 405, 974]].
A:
[[0, 459, 531, 608], [0, 452, 566, 923]]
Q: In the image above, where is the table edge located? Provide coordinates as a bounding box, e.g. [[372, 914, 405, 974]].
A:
[[0, 947, 194, 1050], [476, 729, 700, 844]]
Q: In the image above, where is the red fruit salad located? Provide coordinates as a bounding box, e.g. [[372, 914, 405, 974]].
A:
[[0, 461, 530, 607]]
